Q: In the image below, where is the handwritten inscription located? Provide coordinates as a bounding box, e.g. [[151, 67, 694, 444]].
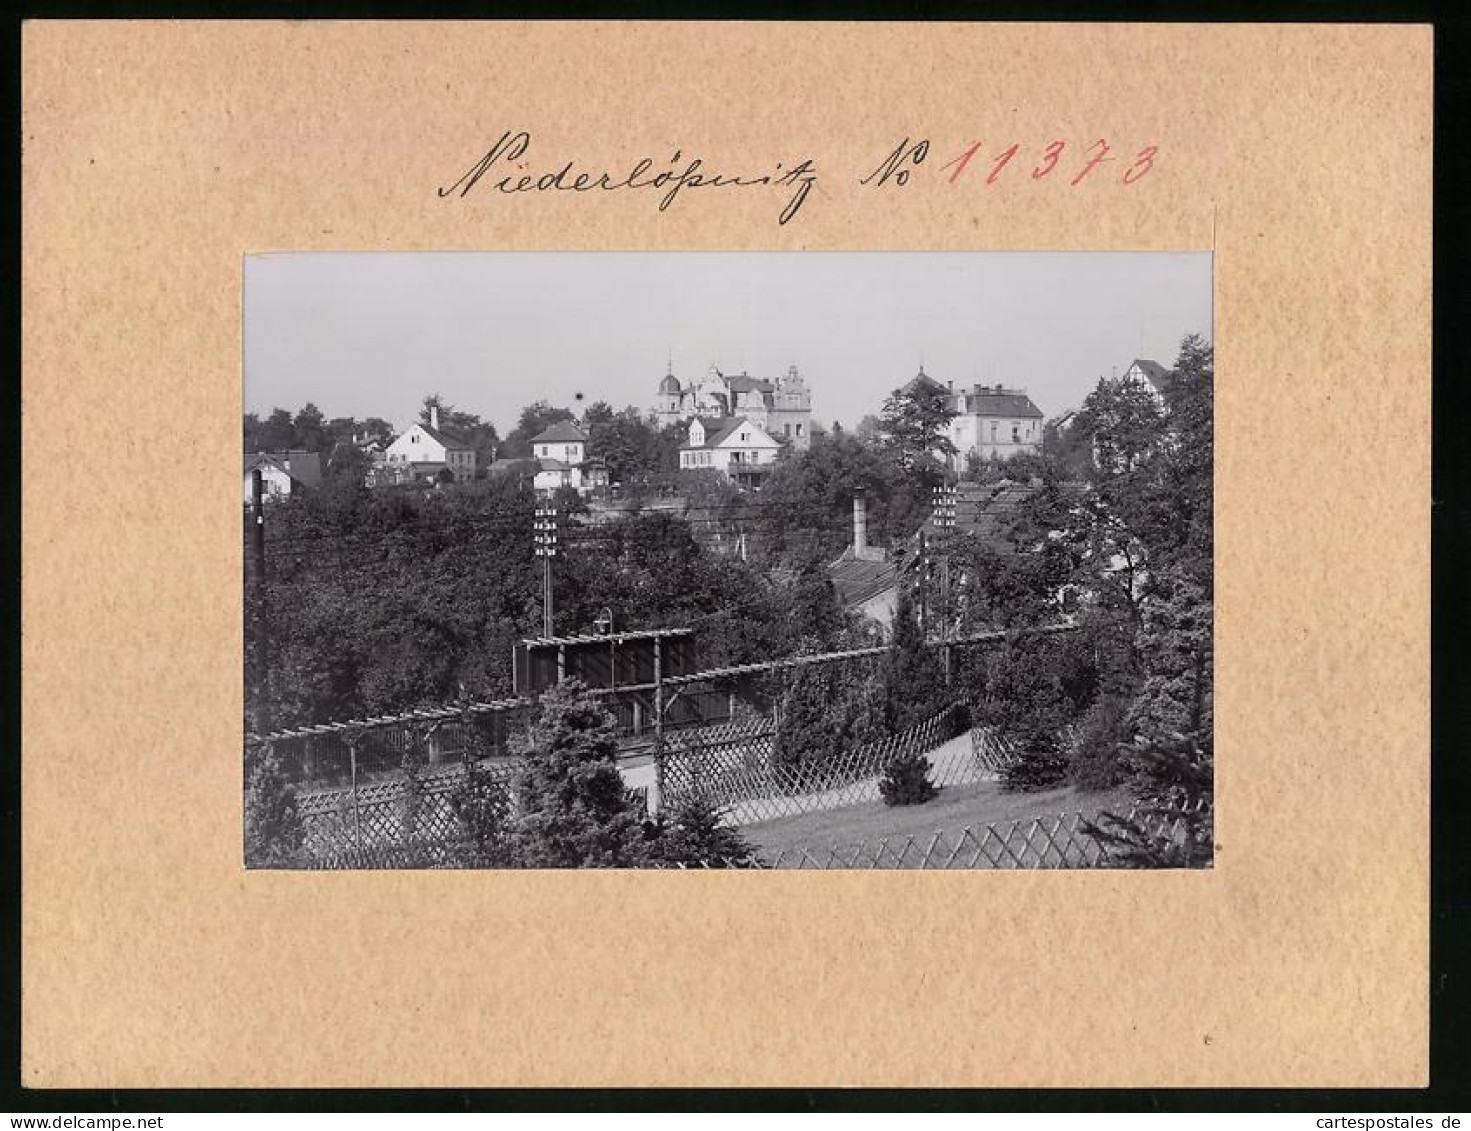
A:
[[439, 130, 819, 225], [438, 131, 1158, 225]]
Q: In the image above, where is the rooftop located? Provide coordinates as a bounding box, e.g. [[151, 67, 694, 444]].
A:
[[530, 420, 590, 445], [828, 549, 900, 608]]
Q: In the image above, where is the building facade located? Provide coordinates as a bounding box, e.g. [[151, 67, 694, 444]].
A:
[[1120, 358, 1170, 409], [378, 406, 477, 484], [243, 450, 321, 503], [902, 369, 1045, 467], [678, 416, 782, 486], [656, 364, 813, 451], [530, 420, 592, 495]]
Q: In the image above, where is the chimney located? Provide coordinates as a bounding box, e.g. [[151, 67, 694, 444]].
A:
[[853, 489, 868, 559], [430, 405, 440, 431]]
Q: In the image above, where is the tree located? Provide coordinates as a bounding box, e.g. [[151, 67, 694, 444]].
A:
[[584, 405, 667, 485], [509, 680, 648, 867], [244, 744, 306, 867], [258, 407, 297, 452], [446, 705, 516, 865], [878, 380, 956, 486], [1083, 732, 1214, 868], [293, 403, 329, 454], [646, 795, 761, 867], [883, 585, 947, 733], [499, 400, 577, 458]]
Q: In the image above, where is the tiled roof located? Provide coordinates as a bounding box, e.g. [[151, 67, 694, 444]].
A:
[[530, 420, 589, 445], [928, 480, 1085, 553], [489, 458, 539, 476], [685, 416, 763, 449], [1127, 359, 1170, 391], [244, 452, 289, 476], [961, 389, 1044, 419], [722, 372, 774, 394], [901, 370, 950, 398], [828, 550, 899, 608], [420, 423, 475, 450]]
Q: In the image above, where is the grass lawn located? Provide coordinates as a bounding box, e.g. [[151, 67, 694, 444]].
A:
[[741, 777, 1135, 853]]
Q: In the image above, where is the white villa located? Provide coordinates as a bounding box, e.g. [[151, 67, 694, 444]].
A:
[[376, 406, 477, 485], [531, 420, 592, 495], [678, 416, 782, 486], [902, 369, 1045, 468], [656, 364, 813, 451]]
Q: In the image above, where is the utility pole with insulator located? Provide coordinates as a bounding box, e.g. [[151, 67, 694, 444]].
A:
[[932, 483, 958, 685], [533, 505, 558, 639]]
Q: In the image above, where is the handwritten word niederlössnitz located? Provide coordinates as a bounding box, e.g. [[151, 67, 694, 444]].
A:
[[438, 130, 820, 226]]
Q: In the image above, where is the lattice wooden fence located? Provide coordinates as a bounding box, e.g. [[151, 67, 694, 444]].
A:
[[295, 760, 522, 857], [298, 801, 1206, 870], [662, 704, 982, 826], [293, 760, 652, 860], [760, 800, 1206, 870]]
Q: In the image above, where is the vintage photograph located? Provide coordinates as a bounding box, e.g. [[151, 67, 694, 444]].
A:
[[243, 251, 1214, 870]]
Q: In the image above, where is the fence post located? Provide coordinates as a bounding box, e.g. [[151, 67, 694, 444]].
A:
[[346, 729, 364, 850]]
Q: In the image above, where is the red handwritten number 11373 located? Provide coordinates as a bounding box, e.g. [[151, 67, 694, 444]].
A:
[[942, 139, 1158, 187]]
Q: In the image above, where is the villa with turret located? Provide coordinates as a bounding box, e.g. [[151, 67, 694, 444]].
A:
[[655, 364, 814, 451]]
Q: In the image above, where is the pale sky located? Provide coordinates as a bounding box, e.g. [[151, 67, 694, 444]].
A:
[[244, 252, 1212, 433]]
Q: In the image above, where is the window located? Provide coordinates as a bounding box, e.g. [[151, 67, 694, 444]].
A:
[[740, 432, 749, 441], [1012, 424, 1021, 443], [796, 423, 803, 436], [990, 421, 998, 441], [784, 423, 791, 436], [411, 434, 418, 444], [751, 451, 760, 464], [541, 446, 549, 456]]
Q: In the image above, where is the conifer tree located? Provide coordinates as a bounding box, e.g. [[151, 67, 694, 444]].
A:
[[244, 744, 306, 867], [878, 749, 938, 806], [510, 680, 648, 868], [648, 794, 761, 868]]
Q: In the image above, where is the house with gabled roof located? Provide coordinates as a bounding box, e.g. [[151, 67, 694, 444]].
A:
[[1120, 359, 1170, 408], [677, 415, 781, 487], [243, 450, 321, 503], [378, 406, 477, 484], [531, 419, 595, 495], [900, 367, 1045, 469]]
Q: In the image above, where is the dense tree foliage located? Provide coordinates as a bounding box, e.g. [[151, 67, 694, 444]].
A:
[[248, 474, 856, 727], [750, 431, 929, 568], [956, 335, 1215, 815], [878, 380, 956, 486]]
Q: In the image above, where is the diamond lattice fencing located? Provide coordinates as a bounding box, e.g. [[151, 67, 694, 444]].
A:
[[660, 704, 1004, 825], [294, 759, 522, 857], [298, 801, 1205, 869]]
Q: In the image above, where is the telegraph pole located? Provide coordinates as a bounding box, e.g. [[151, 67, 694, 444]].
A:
[[533, 506, 558, 638], [932, 483, 958, 686], [249, 469, 271, 732]]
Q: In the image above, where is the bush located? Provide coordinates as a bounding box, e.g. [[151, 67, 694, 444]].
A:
[[1068, 694, 1132, 791], [878, 750, 938, 806]]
